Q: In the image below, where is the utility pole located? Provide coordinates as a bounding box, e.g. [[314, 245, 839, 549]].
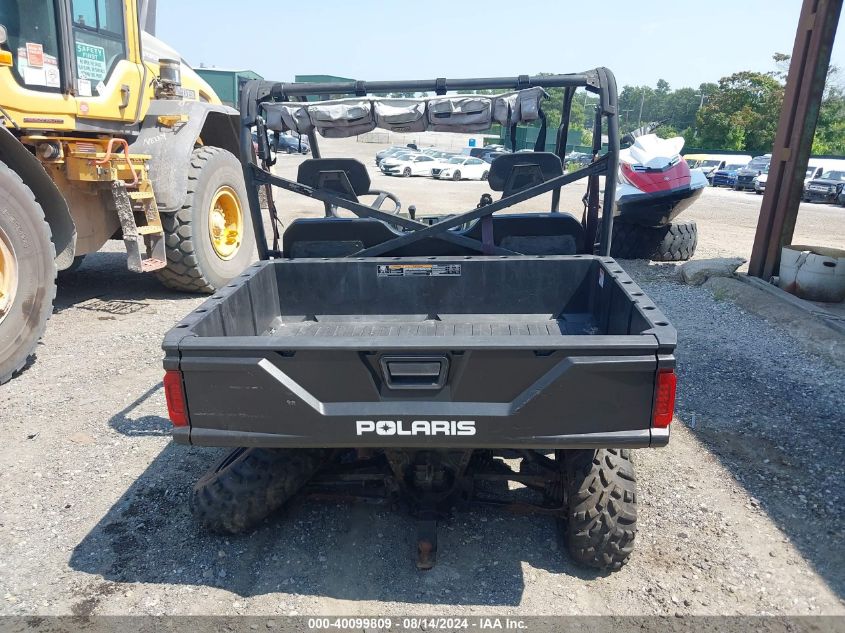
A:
[[637, 91, 645, 128]]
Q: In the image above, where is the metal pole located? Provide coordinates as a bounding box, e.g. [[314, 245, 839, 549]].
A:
[[748, 0, 842, 279], [637, 91, 645, 128]]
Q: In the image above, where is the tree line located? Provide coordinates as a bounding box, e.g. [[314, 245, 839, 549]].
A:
[[552, 54, 845, 155]]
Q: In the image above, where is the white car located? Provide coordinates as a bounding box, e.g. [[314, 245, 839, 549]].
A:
[[380, 153, 438, 177], [431, 156, 490, 181]]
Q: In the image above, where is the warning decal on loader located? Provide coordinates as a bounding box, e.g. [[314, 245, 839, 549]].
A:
[[75, 42, 107, 82]]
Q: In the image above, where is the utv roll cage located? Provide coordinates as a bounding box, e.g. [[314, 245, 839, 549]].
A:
[[238, 68, 619, 260]]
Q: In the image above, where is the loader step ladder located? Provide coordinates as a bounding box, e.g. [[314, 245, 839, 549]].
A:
[[91, 138, 167, 273], [112, 179, 167, 273]]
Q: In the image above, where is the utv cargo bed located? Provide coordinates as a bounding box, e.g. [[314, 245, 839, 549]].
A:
[[163, 255, 675, 450]]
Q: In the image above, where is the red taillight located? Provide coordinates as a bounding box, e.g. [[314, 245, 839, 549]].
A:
[[163, 370, 188, 427], [652, 368, 676, 428]]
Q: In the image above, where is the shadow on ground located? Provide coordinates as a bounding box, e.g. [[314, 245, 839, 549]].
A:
[[68, 380, 597, 604], [54, 251, 199, 313]]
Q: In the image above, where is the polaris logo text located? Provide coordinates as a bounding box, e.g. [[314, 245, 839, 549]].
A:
[[356, 420, 476, 436]]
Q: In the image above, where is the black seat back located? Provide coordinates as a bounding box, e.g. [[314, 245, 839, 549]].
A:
[[488, 152, 563, 196], [463, 213, 584, 255], [296, 158, 371, 201], [283, 217, 397, 258]]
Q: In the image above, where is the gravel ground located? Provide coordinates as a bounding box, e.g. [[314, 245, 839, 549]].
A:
[[0, 138, 843, 617]]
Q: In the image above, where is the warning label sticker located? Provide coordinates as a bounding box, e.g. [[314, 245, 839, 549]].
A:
[[377, 264, 461, 278]]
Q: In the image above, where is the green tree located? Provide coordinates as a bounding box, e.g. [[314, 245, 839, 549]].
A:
[[695, 71, 784, 153]]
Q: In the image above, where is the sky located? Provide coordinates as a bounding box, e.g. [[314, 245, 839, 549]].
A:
[[157, 1, 845, 91]]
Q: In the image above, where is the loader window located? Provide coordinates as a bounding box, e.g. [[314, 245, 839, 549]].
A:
[[71, 0, 126, 91], [0, 0, 62, 91]]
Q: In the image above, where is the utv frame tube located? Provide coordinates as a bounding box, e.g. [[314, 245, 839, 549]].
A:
[[238, 69, 620, 260]]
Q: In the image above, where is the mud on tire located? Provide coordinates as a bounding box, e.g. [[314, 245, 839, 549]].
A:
[[190, 447, 330, 534], [563, 448, 637, 571], [610, 219, 698, 262], [156, 146, 256, 293]]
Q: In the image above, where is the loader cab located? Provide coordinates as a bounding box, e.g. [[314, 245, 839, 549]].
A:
[[0, 0, 145, 125]]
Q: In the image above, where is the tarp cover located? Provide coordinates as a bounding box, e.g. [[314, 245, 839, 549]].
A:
[[261, 88, 548, 138]]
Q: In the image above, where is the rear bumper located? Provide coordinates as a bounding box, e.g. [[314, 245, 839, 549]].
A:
[[174, 425, 671, 449]]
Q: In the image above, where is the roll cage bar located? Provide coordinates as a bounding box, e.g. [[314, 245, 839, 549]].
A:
[[238, 68, 619, 260]]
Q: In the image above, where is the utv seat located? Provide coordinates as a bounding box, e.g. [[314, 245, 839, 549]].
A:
[[285, 158, 396, 258], [472, 152, 585, 255]]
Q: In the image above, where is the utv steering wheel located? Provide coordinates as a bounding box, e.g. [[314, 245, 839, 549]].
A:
[[364, 189, 402, 214]]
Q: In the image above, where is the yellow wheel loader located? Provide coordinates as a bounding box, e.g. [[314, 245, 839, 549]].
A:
[[0, 0, 255, 383]]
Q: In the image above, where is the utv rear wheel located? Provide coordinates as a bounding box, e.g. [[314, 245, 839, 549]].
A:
[[156, 147, 256, 293], [191, 447, 329, 534], [609, 219, 698, 262], [563, 448, 637, 571], [0, 161, 56, 385]]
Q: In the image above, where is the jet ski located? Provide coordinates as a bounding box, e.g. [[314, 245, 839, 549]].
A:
[[616, 129, 707, 226]]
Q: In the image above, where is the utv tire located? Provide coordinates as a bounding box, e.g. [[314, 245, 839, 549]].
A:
[[452, 170, 462, 181], [609, 219, 698, 262], [0, 161, 56, 385], [156, 147, 256, 293], [191, 447, 329, 534], [563, 448, 637, 571]]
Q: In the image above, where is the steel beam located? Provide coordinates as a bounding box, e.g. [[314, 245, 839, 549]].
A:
[[749, 0, 843, 279]]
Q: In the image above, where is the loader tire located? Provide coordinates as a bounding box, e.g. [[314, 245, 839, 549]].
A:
[[191, 447, 330, 534], [563, 448, 637, 571], [156, 147, 255, 293], [609, 219, 698, 262], [0, 161, 56, 385]]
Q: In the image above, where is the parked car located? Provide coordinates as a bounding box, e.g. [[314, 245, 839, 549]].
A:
[[566, 152, 593, 168], [711, 163, 749, 188], [734, 154, 771, 191], [753, 166, 770, 194], [803, 170, 845, 203], [380, 153, 438, 177], [375, 145, 417, 166], [468, 146, 510, 161], [481, 151, 509, 163], [696, 154, 752, 183], [273, 133, 310, 154], [431, 156, 490, 181]]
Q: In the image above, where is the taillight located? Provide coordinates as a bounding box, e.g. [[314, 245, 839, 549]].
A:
[[163, 370, 188, 427], [652, 368, 676, 428]]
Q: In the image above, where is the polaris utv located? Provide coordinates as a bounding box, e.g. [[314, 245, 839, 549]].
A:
[[162, 68, 677, 571]]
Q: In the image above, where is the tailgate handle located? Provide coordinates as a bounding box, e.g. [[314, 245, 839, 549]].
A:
[[380, 355, 449, 390]]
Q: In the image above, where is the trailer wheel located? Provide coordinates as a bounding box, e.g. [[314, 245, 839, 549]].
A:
[[0, 161, 56, 385], [191, 447, 330, 534], [609, 219, 698, 262], [563, 448, 637, 571], [156, 147, 256, 293]]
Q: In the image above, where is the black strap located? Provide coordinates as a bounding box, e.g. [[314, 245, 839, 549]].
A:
[[478, 193, 495, 255], [509, 121, 517, 153], [435, 78, 447, 95], [533, 106, 547, 152], [354, 81, 366, 97]]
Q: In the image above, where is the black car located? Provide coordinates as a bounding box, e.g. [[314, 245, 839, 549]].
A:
[[734, 155, 771, 191], [804, 170, 845, 203], [469, 146, 508, 161], [273, 133, 310, 154]]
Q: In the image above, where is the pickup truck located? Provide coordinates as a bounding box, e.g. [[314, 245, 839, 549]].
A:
[[162, 68, 677, 571]]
